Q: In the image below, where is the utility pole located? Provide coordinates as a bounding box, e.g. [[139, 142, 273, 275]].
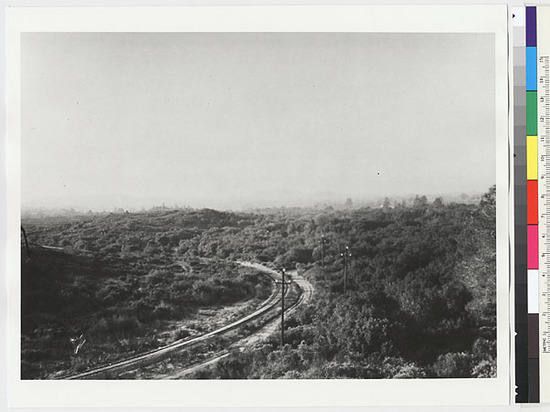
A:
[[275, 268, 292, 347], [347, 245, 352, 284], [281, 268, 285, 347], [320, 235, 326, 268], [21, 226, 30, 259], [340, 245, 351, 293]]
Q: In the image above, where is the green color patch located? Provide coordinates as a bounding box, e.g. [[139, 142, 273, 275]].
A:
[[527, 91, 538, 136]]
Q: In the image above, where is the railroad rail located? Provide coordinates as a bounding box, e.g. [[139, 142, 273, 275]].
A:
[[61, 262, 297, 380]]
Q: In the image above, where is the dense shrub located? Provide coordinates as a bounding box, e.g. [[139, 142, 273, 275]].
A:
[[22, 186, 495, 379]]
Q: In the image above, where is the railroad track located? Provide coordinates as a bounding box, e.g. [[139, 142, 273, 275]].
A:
[[162, 269, 314, 379], [62, 262, 293, 380]]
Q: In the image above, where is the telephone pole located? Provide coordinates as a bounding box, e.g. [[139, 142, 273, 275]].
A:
[[21, 226, 30, 259], [275, 268, 292, 347], [320, 235, 326, 268], [340, 245, 351, 293]]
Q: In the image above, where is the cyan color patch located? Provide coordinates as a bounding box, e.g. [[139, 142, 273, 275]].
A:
[[527, 46, 537, 91]]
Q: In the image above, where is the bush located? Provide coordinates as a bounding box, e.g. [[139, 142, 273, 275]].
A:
[[432, 352, 473, 377], [471, 359, 496, 378]]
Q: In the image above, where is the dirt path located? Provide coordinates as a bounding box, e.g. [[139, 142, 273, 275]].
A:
[[236, 269, 313, 347], [161, 266, 314, 379], [65, 261, 313, 380]]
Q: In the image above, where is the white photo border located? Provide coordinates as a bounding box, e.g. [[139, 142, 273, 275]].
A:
[[6, 5, 509, 407]]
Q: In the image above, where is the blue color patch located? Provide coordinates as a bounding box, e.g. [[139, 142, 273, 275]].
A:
[[527, 46, 537, 91]]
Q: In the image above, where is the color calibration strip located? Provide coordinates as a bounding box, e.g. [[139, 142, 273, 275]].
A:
[[537, 6, 550, 405], [513, 6, 529, 403], [526, 5, 540, 404], [516, 7, 550, 403]]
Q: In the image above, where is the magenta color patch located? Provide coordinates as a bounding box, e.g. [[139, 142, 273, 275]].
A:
[[528, 225, 539, 269]]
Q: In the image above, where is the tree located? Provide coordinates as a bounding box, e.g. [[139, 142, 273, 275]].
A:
[[433, 197, 444, 208], [413, 195, 428, 208]]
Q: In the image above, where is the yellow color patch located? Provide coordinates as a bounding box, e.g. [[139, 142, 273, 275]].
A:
[[527, 135, 538, 180]]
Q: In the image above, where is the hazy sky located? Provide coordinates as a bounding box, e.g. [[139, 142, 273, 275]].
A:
[[21, 32, 495, 210]]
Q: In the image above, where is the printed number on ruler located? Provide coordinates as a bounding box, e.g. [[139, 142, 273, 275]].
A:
[[540, 54, 550, 353]]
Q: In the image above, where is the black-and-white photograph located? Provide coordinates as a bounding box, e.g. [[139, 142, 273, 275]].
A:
[[19, 29, 498, 382]]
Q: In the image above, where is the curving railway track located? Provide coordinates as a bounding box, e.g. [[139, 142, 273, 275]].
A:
[[63, 261, 313, 380], [160, 267, 315, 379]]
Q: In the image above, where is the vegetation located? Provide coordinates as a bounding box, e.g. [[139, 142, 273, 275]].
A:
[[21, 246, 271, 378], [184, 188, 497, 379], [21, 187, 496, 379]]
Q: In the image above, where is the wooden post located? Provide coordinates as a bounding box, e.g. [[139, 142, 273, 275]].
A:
[[341, 245, 351, 294], [275, 268, 292, 348], [344, 257, 347, 293], [21, 226, 30, 259], [321, 235, 325, 268], [281, 268, 285, 347]]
